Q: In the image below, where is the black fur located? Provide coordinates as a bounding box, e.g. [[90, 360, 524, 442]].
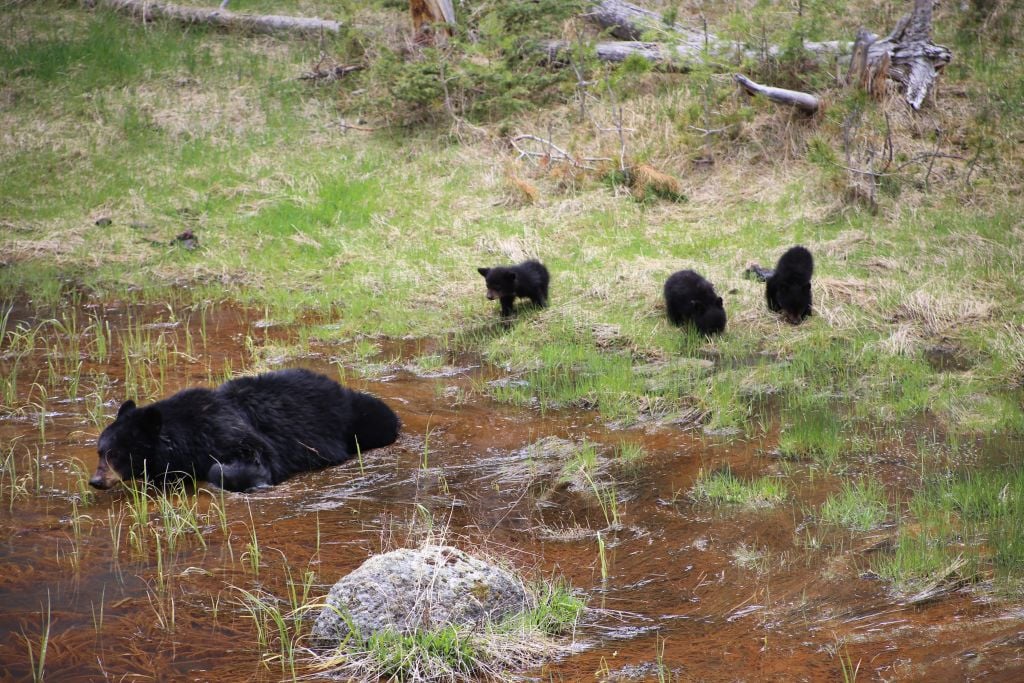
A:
[[477, 259, 550, 317], [90, 369, 399, 492], [765, 245, 814, 324], [663, 269, 727, 335]]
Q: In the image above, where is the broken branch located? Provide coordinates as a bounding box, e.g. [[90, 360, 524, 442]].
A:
[[734, 74, 820, 113]]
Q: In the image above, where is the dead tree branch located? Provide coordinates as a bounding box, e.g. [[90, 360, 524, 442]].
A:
[[510, 135, 610, 170], [734, 74, 820, 113], [93, 0, 340, 35]]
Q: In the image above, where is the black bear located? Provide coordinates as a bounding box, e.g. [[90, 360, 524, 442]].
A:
[[89, 368, 399, 492], [765, 246, 814, 324], [663, 269, 727, 335], [477, 259, 549, 317]]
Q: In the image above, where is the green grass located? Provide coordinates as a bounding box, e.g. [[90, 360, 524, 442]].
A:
[[820, 478, 889, 531], [874, 467, 1024, 593], [688, 468, 788, 508]]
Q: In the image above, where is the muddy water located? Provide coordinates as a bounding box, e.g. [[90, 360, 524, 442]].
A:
[[1, 300, 1022, 682]]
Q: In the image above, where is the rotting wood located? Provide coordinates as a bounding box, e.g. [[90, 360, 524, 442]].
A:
[[846, 0, 951, 109], [734, 74, 820, 113], [92, 0, 340, 35]]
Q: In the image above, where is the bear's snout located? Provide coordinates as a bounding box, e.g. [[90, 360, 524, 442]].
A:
[[89, 458, 120, 489], [486, 290, 498, 301]]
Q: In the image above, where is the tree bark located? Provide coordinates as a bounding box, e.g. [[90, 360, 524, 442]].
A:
[[93, 0, 340, 35], [734, 74, 820, 113], [847, 0, 951, 109], [411, 0, 455, 42]]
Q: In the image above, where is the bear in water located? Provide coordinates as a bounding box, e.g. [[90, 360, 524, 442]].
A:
[[90, 368, 399, 492]]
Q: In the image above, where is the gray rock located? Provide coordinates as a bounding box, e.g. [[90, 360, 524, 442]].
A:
[[312, 545, 532, 648]]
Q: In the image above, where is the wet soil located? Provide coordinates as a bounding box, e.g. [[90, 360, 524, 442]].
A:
[[1, 300, 1023, 681]]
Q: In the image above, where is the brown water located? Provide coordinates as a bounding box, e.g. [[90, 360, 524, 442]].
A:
[[1, 300, 1022, 682]]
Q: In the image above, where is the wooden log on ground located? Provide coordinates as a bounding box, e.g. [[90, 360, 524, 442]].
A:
[[587, 0, 850, 61], [734, 74, 820, 113], [93, 0, 340, 35], [541, 39, 689, 71], [587, 0, 706, 45], [848, 0, 952, 109]]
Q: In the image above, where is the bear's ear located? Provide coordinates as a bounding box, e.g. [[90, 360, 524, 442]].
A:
[[117, 400, 136, 418], [692, 299, 706, 314], [138, 406, 163, 435], [477, 267, 490, 277], [715, 297, 723, 308]]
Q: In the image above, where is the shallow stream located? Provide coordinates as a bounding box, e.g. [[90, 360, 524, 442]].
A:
[[1, 300, 1021, 681]]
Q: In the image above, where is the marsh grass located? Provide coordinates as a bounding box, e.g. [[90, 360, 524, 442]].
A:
[[874, 467, 1024, 594], [233, 585, 302, 678], [689, 468, 788, 508], [820, 478, 889, 531], [19, 591, 51, 683]]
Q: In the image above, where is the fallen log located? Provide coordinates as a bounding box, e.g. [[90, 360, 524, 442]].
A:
[[587, 0, 851, 61], [587, 0, 705, 46], [92, 0, 340, 35], [542, 39, 690, 71], [847, 0, 951, 109], [734, 74, 820, 113]]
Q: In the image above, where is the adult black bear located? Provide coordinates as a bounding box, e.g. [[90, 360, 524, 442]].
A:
[[663, 269, 727, 335], [477, 259, 549, 317], [89, 369, 399, 492], [765, 246, 814, 324]]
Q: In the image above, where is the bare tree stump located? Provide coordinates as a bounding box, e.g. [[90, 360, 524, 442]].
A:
[[847, 0, 951, 109], [411, 0, 455, 43]]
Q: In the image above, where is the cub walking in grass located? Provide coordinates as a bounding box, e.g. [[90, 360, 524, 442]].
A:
[[664, 270, 727, 335], [477, 259, 550, 317]]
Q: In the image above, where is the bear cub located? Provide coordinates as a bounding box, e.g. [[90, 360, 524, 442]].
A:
[[477, 259, 550, 317], [765, 245, 814, 324], [90, 368, 399, 492], [664, 269, 727, 335]]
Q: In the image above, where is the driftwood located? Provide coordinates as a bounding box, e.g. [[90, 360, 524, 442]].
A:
[[734, 74, 820, 113], [92, 0, 340, 35], [847, 0, 951, 109]]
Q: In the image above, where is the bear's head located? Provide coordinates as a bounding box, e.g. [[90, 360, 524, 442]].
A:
[[774, 281, 812, 324], [477, 266, 516, 300], [90, 400, 164, 489], [693, 296, 727, 335]]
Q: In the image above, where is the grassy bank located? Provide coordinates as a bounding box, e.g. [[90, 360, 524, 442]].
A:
[[3, 0, 1024, 594]]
